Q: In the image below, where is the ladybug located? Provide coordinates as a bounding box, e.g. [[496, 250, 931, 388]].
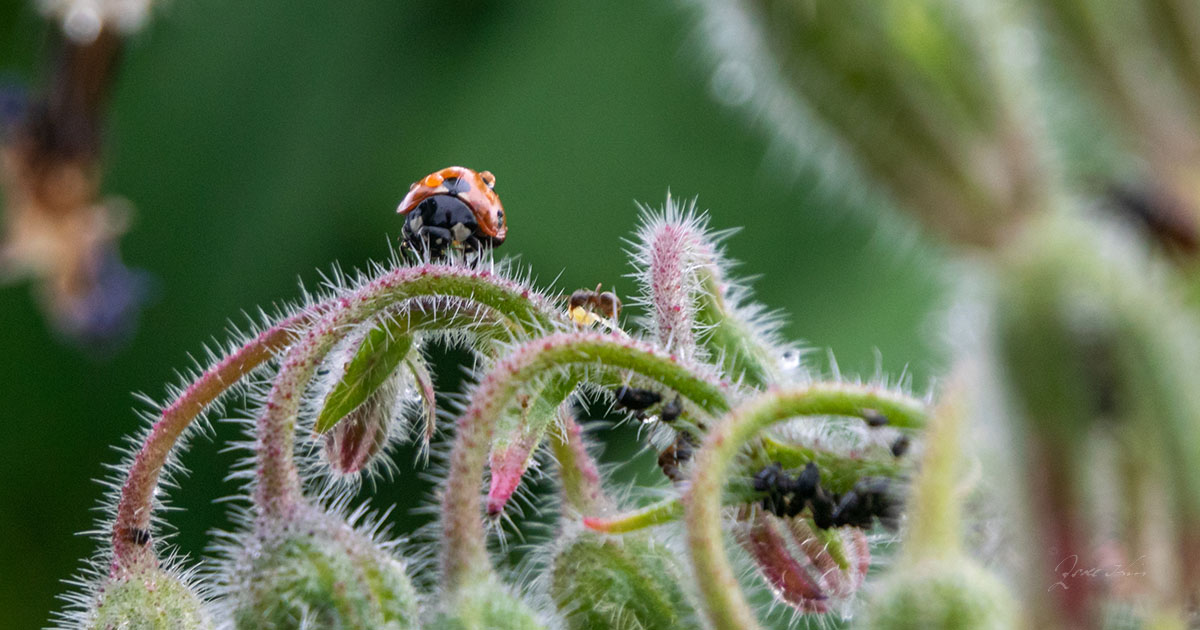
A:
[[397, 166, 507, 257]]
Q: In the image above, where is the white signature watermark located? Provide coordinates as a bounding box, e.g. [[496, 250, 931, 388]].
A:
[[1048, 554, 1147, 592]]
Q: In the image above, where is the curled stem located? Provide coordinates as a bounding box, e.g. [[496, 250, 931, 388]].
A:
[[441, 331, 731, 590], [253, 265, 561, 520], [684, 384, 929, 630], [110, 308, 317, 574]]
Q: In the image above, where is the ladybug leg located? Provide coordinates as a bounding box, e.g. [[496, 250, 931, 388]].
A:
[[464, 235, 483, 254], [422, 225, 453, 246], [414, 226, 452, 259]]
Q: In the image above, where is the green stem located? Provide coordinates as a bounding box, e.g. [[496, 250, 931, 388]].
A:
[[440, 331, 731, 590], [684, 384, 929, 630], [902, 384, 964, 561]]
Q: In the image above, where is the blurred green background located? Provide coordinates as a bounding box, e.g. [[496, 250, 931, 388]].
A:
[[0, 1, 943, 627]]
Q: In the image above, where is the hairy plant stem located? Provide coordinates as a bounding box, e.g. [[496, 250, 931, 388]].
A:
[[684, 384, 929, 630], [549, 409, 610, 515], [440, 331, 731, 590], [111, 308, 318, 574], [253, 265, 560, 520]]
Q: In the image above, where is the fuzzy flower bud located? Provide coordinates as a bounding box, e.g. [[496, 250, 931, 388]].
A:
[[548, 531, 698, 630], [861, 560, 1017, 630], [487, 380, 573, 517], [632, 199, 787, 386], [736, 509, 869, 614], [322, 368, 404, 476], [428, 577, 544, 630], [222, 507, 418, 630], [81, 566, 213, 630]]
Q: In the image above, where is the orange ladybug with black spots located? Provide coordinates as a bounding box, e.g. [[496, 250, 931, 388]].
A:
[[397, 166, 506, 256]]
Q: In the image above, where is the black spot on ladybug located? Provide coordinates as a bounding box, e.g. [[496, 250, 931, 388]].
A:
[[614, 385, 661, 411], [441, 176, 470, 196]]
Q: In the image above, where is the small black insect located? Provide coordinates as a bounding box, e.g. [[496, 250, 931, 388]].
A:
[[788, 462, 836, 526], [660, 396, 683, 423], [863, 409, 889, 427], [792, 461, 820, 499], [614, 385, 661, 411], [751, 461, 903, 530], [831, 477, 901, 531], [752, 462, 794, 517], [657, 432, 698, 483], [891, 435, 911, 458]]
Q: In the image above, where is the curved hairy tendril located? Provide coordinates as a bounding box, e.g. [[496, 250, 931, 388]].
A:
[[254, 265, 564, 520], [683, 384, 929, 630], [108, 262, 559, 574], [440, 330, 732, 590], [110, 307, 319, 574]]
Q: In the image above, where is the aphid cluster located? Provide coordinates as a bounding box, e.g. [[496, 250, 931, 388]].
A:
[[611, 385, 695, 482], [752, 462, 902, 530]]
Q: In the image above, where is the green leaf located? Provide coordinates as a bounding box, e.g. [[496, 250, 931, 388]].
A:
[[315, 320, 416, 435]]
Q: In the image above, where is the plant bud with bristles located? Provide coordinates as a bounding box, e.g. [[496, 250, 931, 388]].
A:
[[736, 508, 869, 614], [322, 368, 405, 476], [487, 379, 573, 517], [861, 560, 1017, 630], [549, 531, 698, 630], [80, 566, 214, 630], [631, 198, 790, 387], [428, 577, 545, 630], [221, 507, 419, 630]]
